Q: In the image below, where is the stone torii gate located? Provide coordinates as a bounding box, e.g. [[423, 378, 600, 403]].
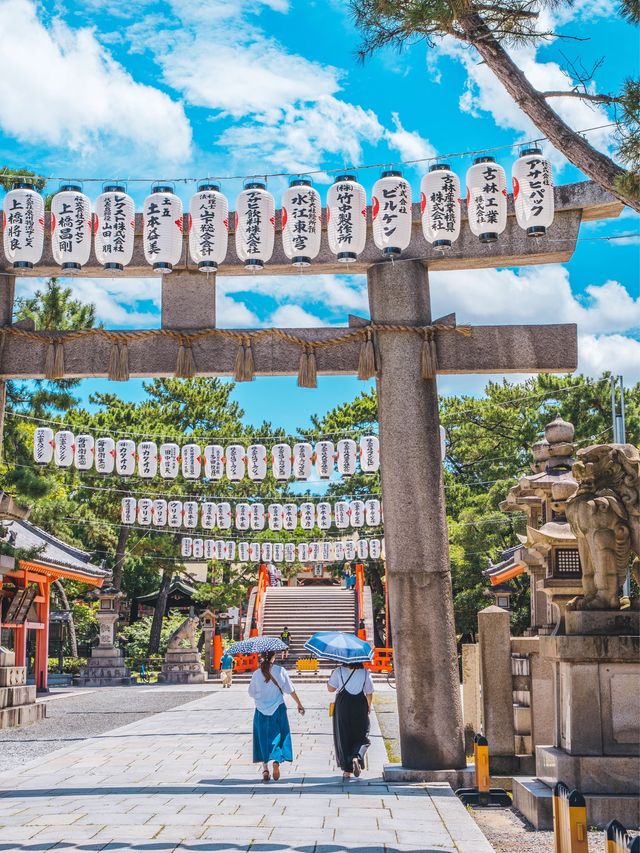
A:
[[0, 180, 621, 772]]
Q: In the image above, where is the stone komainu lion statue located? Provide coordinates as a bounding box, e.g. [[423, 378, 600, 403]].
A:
[[566, 443, 640, 611], [166, 615, 200, 650]]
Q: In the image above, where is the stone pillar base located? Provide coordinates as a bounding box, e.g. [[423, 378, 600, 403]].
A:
[[75, 647, 132, 687], [0, 649, 47, 729], [157, 649, 206, 684], [383, 764, 475, 789]]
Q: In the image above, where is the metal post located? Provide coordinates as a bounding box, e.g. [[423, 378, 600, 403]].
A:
[[611, 375, 619, 443], [618, 375, 626, 443]]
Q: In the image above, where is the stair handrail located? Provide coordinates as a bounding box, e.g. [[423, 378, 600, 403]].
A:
[[253, 563, 270, 634], [355, 563, 366, 639]]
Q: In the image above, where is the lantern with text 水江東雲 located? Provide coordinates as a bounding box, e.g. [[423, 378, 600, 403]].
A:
[[235, 502, 250, 531], [168, 500, 183, 528], [3, 182, 45, 269], [293, 442, 313, 480], [159, 442, 180, 479], [466, 157, 507, 243], [137, 498, 153, 526], [249, 542, 260, 562], [285, 543, 296, 563], [512, 147, 554, 237], [225, 444, 246, 481], [273, 543, 284, 563], [337, 439, 357, 477], [33, 427, 54, 465], [183, 501, 198, 529], [421, 164, 461, 250], [261, 542, 273, 562], [365, 498, 381, 527], [372, 170, 412, 256], [94, 185, 135, 271], [359, 435, 379, 473], [137, 441, 158, 479], [51, 185, 92, 272], [350, 499, 365, 528], [272, 443, 292, 482], [115, 439, 136, 476], [250, 503, 265, 531], [283, 503, 298, 531], [268, 503, 284, 531], [300, 502, 315, 530], [95, 437, 115, 474], [188, 183, 229, 271], [238, 541, 250, 563], [315, 440, 334, 479], [281, 178, 322, 267], [54, 430, 74, 468], [121, 497, 137, 525], [181, 443, 202, 480], [204, 444, 224, 480], [153, 499, 167, 527], [74, 434, 94, 471], [181, 537, 192, 558], [247, 444, 267, 482], [217, 502, 232, 529], [316, 502, 332, 530], [327, 175, 367, 263], [142, 185, 183, 273], [334, 501, 349, 529], [201, 502, 217, 530], [235, 182, 275, 270]]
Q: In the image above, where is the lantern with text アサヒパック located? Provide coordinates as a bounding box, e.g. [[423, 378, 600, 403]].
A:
[[372, 170, 412, 256], [421, 165, 461, 250], [3, 183, 45, 269], [95, 437, 115, 474], [512, 148, 554, 237], [235, 182, 275, 270], [142, 185, 183, 273], [33, 427, 54, 465], [137, 441, 158, 478], [51, 185, 92, 272], [466, 157, 507, 243], [74, 434, 94, 471], [94, 186, 135, 271], [327, 175, 367, 263], [188, 184, 229, 271], [281, 178, 322, 267]]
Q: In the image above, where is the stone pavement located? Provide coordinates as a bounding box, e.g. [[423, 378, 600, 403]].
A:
[[0, 684, 494, 852]]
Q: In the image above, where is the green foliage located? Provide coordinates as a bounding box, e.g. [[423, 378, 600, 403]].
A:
[[0, 166, 46, 192], [615, 78, 640, 200], [71, 601, 99, 646], [118, 610, 195, 659], [47, 656, 87, 675]]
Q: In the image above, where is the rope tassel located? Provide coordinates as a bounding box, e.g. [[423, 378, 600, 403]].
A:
[[421, 329, 438, 380], [298, 346, 317, 388], [175, 338, 196, 379], [44, 339, 65, 380], [357, 328, 377, 381], [108, 340, 129, 382], [234, 337, 255, 382]]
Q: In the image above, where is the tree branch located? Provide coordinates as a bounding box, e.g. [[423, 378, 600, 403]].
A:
[[541, 90, 619, 104]]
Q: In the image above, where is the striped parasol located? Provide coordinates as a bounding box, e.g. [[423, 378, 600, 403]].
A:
[[304, 631, 373, 663], [226, 636, 287, 656]]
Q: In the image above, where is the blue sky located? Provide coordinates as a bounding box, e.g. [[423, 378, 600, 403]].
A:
[[0, 0, 638, 431]]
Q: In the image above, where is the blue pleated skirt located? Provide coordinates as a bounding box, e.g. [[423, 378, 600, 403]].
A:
[[253, 702, 293, 764]]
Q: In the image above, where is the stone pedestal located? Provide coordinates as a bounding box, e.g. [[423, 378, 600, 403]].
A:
[[75, 589, 132, 687], [0, 647, 46, 729], [158, 648, 206, 684]]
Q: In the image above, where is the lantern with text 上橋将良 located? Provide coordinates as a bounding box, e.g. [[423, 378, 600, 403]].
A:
[[153, 499, 167, 527], [143, 185, 183, 273], [247, 444, 267, 482], [94, 185, 135, 271], [421, 165, 461, 250], [293, 442, 313, 480], [466, 157, 507, 244], [159, 442, 180, 479], [272, 443, 292, 482], [327, 175, 367, 263], [54, 430, 74, 468], [372, 170, 412, 256], [95, 437, 115, 474], [235, 182, 275, 270], [359, 435, 379, 473], [33, 427, 54, 465], [51, 185, 92, 272], [74, 434, 94, 471], [204, 444, 224, 480], [512, 147, 554, 237], [137, 441, 158, 479], [189, 183, 229, 271], [281, 178, 322, 267], [3, 183, 45, 269], [115, 439, 136, 476]]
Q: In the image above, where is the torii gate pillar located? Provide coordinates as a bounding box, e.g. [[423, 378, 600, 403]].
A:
[[368, 259, 466, 771]]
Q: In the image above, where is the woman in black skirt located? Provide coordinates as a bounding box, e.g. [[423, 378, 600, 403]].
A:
[[327, 662, 374, 780]]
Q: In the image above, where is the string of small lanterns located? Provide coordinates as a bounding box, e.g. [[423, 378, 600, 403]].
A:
[[179, 537, 384, 563]]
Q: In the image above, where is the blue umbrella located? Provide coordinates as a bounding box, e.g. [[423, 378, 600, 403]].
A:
[[304, 631, 373, 663], [226, 636, 287, 656]]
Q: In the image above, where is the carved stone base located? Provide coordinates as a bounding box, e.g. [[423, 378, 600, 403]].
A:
[[0, 657, 46, 730], [75, 647, 132, 687], [565, 610, 640, 636], [157, 649, 206, 684]]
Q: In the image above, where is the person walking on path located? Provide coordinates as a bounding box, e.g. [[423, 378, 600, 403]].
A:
[[248, 651, 305, 782], [220, 650, 234, 688], [280, 627, 291, 661], [327, 661, 374, 781]]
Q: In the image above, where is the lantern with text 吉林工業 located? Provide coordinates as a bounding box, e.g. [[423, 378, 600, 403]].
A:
[[94, 185, 135, 271], [189, 183, 229, 271], [327, 175, 367, 263], [372, 170, 412, 256], [512, 147, 554, 237], [466, 157, 507, 244], [421, 164, 461, 250], [3, 182, 45, 269], [51, 185, 92, 272], [281, 178, 322, 267], [235, 182, 275, 270], [143, 185, 183, 273]]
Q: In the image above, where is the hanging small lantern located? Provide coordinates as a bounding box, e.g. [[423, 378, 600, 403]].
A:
[[74, 434, 94, 471], [235, 181, 275, 270], [188, 183, 229, 271], [249, 542, 261, 562], [326, 175, 367, 263], [261, 542, 273, 562], [95, 437, 116, 474], [50, 185, 92, 272], [33, 426, 54, 465], [337, 439, 357, 477], [293, 442, 313, 480], [285, 543, 296, 562], [142, 185, 184, 273], [2, 182, 45, 270], [225, 444, 246, 481], [250, 503, 265, 531], [344, 540, 356, 561], [334, 501, 350, 529], [421, 165, 461, 250], [204, 539, 215, 560], [121, 497, 137, 525], [512, 147, 554, 236], [216, 540, 229, 561], [322, 542, 333, 563], [281, 178, 322, 267], [201, 502, 217, 529], [283, 503, 298, 530], [225, 541, 236, 561], [334, 542, 344, 561], [181, 537, 193, 558], [299, 502, 315, 530], [272, 442, 292, 482], [204, 444, 224, 480], [137, 441, 158, 478], [350, 499, 365, 528], [115, 439, 136, 476], [297, 543, 309, 562], [137, 498, 153, 526], [181, 443, 202, 480], [309, 542, 321, 562], [192, 538, 204, 559], [238, 541, 250, 562], [273, 543, 284, 563], [94, 185, 135, 271], [372, 170, 412, 256], [365, 498, 381, 527], [369, 539, 381, 559], [235, 503, 251, 531], [153, 499, 167, 527], [159, 442, 180, 479], [359, 435, 380, 473], [54, 430, 74, 468], [268, 503, 284, 531], [247, 444, 268, 481], [168, 500, 183, 527], [466, 157, 507, 243], [217, 502, 232, 529], [316, 502, 332, 530], [183, 501, 198, 529], [315, 440, 335, 479], [357, 539, 369, 560]]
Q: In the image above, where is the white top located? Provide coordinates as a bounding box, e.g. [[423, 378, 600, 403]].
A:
[[328, 666, 374, 696], [248, 665, 295, 716]]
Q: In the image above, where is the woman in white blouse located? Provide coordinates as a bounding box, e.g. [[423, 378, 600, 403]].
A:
[[249, 651, 305, 782], [327, 662, 374, 780]]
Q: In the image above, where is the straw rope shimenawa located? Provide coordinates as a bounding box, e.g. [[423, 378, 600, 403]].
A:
[[0, 323, 472, 386]]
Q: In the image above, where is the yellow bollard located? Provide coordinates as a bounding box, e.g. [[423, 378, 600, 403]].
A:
[[553, 782, 589, 853], [474, 735, 490, 795], [605, 819, 639, 853]]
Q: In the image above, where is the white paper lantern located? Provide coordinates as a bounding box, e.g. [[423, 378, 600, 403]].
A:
[[115, 439, 136, 476], [365, 498, 381, 527], [315, 440, 335, 479], [249, 542, 261, 562], [168, 500, 183, 527], [192, 538, 204, 559], [159, 443, 180, 479], [217, 502, 232, 529], [285, 543, 296, 563], [261, 542, 273, 562], [359, 435, 380, 473], [201, 502, 217, 530], [466, 158, 507, 243], [300, 502, 316, 530], [512, 148, 554, 237], [326, 175, 367, 263], [54, 430, 74, 468], [369, 538, 381, 559], [421, 165, 462, 250], [137, 441, 158, 478], [316, 502, 332, 530], [74, 434, 94, 471], [321, 541, 332, 562], [153, 499, 167, 527], [293, 442, 313, 480], [137, 498, 153, 526], [334, 501, 350, 529], [142, 185, 183, 273], [188, 184, 229, 271], [337, 439, 357, 477], [215, 540, 227, 561], [121, 497, 137, 525], [372, 170, 412, 256], [283, 503, 298, 531], [181, 443, 202, 480], [273, 543, 284, 563], [33, 427, 54, 465], [95, 437, 115, 474], [271, 443, 292, 482], [309, 542, 321, 562], [181, 537, 193, 558], [182, 501, 198, 529], [50, 185, 92, 272], [357, 539, 369, 560], [94, 185, 135, 271], [235, 503, 251, 531], [250, 503, 265, 531], [350, 500, 365, 528], [204, 539, 215, 560], [3, 183, 45, 269], [281, 179, 322, 267], [334, 542, 344, 561], [235, 182, 275, 270], [247, 444, 268, 481], [225, 444, 246, 481], [225, 541, 236, 561], [344, 540, 356, 561], [268, 503, 284, 531], [204, 444, 224, 480], [297, 543, 309, 562], [238, 542, 250, 562]]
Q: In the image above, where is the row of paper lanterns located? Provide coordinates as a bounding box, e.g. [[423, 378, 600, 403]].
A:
[[33, 429, 380, 479], [121, 497, 383, 530], [180, 537, 383, 562], [3, 151, 554, 271]]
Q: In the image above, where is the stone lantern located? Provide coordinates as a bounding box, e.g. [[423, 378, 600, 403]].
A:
[[75, 583, 132, 686]]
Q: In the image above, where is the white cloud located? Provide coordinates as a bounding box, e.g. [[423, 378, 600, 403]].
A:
[[219, 274, 369, 316], [216, 292, 260, 328], [385, 112, 436, 166], [269, 305, 323, 327], [578, 334, 640, 382]]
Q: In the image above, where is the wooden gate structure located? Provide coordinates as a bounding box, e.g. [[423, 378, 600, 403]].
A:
[[0, 179, 621, 771]]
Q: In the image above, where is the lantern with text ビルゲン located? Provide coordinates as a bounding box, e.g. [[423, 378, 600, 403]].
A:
[[372, 170, 412, 256], [94, 186, 135, 271], [74, 434, 94, 471], [512, 148, 554, 237], [235, 182, 275, 270], [54, 430, 74, 468], [466, 157, 507, 244], [281, 179, 322, 267], [137, 441, 158, 478], [421, 165, 461, 250], [95, 437, 115, 474], [327, 175, 367, 263], [3, 183, 45, 269], [143, 185, 183, 273], [189, 184, 229, 271], [33, 427, 54, 465], [51, 185, 92, 272]]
